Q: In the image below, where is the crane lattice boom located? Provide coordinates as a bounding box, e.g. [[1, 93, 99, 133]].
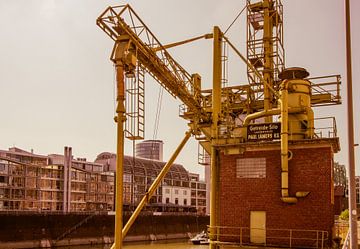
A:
[[97, 5, 209, 122]]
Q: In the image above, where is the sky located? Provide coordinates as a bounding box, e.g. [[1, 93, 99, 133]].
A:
[[0, 0, 359, 179]]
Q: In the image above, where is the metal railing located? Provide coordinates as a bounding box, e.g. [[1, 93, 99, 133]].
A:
[[309, 75, 341, 107], [313, 117, 338, 139], [341, 231, 350, 249], [285, 116, 338, 140], [209, 225, 329, 248]]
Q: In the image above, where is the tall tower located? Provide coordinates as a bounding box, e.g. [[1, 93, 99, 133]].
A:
[[135, 140, 164, 161]]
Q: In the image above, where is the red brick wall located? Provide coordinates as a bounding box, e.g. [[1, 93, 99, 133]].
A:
[[219, 146, 334, 247]]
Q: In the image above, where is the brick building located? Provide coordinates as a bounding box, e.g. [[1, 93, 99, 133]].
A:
[[219, 142, 338, 247]]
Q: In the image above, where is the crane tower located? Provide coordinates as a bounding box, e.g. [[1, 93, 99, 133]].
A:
[[97, 1, 342, 248]]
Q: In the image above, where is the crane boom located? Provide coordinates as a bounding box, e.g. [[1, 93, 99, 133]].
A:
[[97, 5, 209, 122]]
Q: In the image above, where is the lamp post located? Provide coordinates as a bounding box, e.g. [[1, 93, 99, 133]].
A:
[[345, 0, 357, 248]]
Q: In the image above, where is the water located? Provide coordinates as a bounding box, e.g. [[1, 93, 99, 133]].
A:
[[53, 240, 208, 249]]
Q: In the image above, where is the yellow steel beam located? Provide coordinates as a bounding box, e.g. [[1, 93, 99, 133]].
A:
[[263, 0, 274, 122], [152, 33, 213, 51], [209, 26, 222, 249]]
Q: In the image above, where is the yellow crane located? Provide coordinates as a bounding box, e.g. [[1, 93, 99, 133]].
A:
[[97, 2, 342, 249]]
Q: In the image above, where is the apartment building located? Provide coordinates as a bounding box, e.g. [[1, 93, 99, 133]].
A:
[[0, 147, 114, 212], [0, 146, 207, 214], [189, 173, 207, 214]]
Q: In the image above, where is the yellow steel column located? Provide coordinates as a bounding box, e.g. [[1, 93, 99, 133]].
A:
[[114, 66, 126, 249], [210, 26, 222, 249], [263, 0, 274, 122]]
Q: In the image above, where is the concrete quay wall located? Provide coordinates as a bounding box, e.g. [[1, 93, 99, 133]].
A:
[[0, 213, 209, 248]]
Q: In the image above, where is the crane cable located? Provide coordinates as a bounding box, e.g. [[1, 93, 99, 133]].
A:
[[224, 3, 247, 35], [152, 86, 163, 140]]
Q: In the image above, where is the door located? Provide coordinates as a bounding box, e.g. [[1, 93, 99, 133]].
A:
[[250, 211, 266, 244]]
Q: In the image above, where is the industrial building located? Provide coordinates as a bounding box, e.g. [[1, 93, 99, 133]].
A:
[[96, 0, 343, 248]]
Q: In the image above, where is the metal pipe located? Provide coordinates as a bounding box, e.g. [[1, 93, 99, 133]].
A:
[[345, 0, 358, 247], [278, 83, 297, 203], [243, 108, 281, 127], [120, 129, 192, 240], [306, 107, 314, 138], [113, 66, 126, 249], [279, 81, 309, 204], [209, 26, 222, 249]]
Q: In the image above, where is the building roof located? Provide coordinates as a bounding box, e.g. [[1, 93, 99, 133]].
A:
[[96, 152, 189, 181]]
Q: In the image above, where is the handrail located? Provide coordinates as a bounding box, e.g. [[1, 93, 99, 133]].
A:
[[208, 225, 329, 248], [309, 74, 341, 106]]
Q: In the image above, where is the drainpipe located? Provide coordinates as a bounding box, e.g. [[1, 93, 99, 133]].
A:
[[305, 107, 314, 138], [279, 81, 309, 204], [243, 109, 281, 127]]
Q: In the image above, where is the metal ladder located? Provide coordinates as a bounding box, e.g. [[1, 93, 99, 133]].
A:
[[125, 65, 145, 140]]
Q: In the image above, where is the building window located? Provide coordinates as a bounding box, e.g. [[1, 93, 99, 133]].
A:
[[123, 174, 132, 183], [174, 189, 179, 195], [236, 158, 266, 178], [166, 198, 169, 204], [183, 190, 187, 195], [184, 199, 187, 205], [0, 176, 6, 183], [165, 189, 170, 194], [175, 198, 179, 205]]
